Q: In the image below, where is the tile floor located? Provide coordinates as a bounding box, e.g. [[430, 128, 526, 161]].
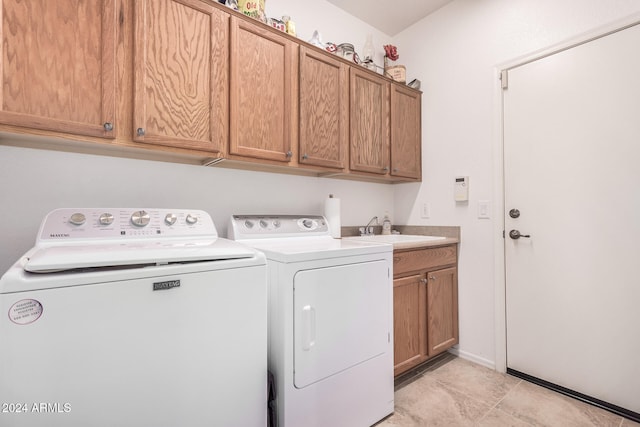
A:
[[376, 354, 640, 427]]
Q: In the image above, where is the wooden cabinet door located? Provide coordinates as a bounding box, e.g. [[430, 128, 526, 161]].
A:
[[349, 68, 390, 175], [229, 16, 296, 162], [298, 46, 348, 170], [0, 0, 116, 138], [427, 267, 459, 356], [133, 0, 228, 153], [391, 84, 421, 179], [393, 274, 427, 376]]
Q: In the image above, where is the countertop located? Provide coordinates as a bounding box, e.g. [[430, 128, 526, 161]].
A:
[[341, 224, 460, 251]]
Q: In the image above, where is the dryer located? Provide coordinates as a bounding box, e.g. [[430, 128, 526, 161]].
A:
[[229, 215, 394, 427]]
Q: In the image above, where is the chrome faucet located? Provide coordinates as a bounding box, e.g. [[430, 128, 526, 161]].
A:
[[359, 216, 378, 236]]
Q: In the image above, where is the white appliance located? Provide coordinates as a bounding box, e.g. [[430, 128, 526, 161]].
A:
[[0, 208, 267, 427], [229, 215, 394, 427]]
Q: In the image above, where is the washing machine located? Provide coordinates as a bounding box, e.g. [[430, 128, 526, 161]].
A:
[[229, 215, 394, 427], [0, 208, 267, 427]]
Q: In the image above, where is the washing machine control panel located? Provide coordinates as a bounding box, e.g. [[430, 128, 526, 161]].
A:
[[229, 215, 329, 239], [36, 208, 217, 243]]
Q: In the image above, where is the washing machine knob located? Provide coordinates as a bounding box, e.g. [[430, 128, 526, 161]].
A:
[[69, 213, 86, 226], [259, 220, 269, 228], [99, 213, 114, 226], [302, 219, 314, 229], [186, 214, 198, 225], [164, 213, 177, 225], [244, 220, 254, 229], [273, 220, 281, 228], [131, 210, 150, 227]]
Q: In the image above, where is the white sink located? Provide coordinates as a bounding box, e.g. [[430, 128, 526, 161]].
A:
[[345, 234, 447, 244]]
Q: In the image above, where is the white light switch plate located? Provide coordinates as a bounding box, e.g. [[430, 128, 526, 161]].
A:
[[478, 200, 491, 219], [421, 203, 430, 219]]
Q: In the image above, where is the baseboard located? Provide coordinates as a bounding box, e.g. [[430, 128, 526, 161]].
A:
[[447, 348, 495, 370]]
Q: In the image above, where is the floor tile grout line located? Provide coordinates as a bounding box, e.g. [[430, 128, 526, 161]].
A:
[[477, 379, 542, 426]]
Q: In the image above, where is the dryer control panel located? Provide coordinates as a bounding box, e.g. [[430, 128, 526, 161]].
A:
[[228, 215, 329, 240]]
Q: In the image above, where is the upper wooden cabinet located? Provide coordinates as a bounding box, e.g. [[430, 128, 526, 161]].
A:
[[133, 0, 228, 153], [229, 16, 297, 162], [349, 68, 390, 175], [391, 84, 422, 180], [0, 1, 422, 183], [0, 0, 117, 139], [298, 46, 348, 170]]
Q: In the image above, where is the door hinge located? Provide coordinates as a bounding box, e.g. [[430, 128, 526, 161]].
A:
[[502, 230, 505, 238], [500, 70, 508, 90]]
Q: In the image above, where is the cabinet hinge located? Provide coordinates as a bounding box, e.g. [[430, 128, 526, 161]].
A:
[[500, 70, 508, 90]]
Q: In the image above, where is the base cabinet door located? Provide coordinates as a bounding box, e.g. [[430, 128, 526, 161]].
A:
[[133, 0, 228, 153], [393, 274, 427, 376], [0, 0, 116, 139], [427, 267, 459, 356]]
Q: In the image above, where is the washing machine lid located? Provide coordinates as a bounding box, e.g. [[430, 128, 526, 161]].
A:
[[23, 238, 256, 273]]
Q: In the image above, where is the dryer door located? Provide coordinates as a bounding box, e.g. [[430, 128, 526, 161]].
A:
[[293, 259, 390, 388]]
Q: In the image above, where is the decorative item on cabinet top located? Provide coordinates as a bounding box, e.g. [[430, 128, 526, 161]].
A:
[[383, 44, 405, 83]]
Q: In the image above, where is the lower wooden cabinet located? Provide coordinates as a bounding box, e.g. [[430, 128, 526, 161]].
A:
[[393, 246, 458, 377]]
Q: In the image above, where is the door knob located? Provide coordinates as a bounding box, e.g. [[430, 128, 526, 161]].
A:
[[509, 209, 520, 218], [509, 229, 530, 239]]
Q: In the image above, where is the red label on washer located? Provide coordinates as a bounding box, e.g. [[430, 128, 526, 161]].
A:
[[8, 299, 43, 325]]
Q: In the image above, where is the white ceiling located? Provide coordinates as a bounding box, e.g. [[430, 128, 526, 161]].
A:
[[326, 0, 454, 36]]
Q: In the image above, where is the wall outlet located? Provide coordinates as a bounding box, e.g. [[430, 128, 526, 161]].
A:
[[421, 203, 430, 219]]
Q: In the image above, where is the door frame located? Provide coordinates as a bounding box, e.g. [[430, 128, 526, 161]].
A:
[[492, 12, 640, 373]]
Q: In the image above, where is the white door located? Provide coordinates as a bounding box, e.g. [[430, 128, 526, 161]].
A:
[[503, 22, 640, 415]]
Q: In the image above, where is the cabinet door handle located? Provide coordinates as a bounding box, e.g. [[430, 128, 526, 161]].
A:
[[382, 166, 389, 172], [429, 275, 436, 281], [420, 278, 428, 284], [302, 154, 308, 160], [285, 150, 293, 158], [103, 122, 113, 132], [137, 127, 145, 137]]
